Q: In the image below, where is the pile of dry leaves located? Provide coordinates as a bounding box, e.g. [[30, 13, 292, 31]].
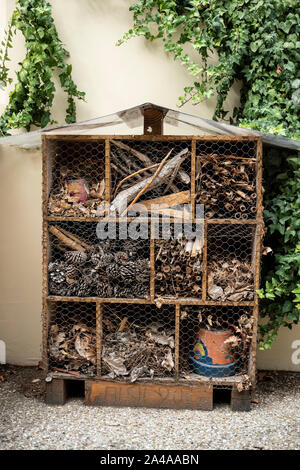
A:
[[48, 178, 106, 217], [48, 321, 96, 376], [207, 258, 254, 301], [102, 316, 175, 382]]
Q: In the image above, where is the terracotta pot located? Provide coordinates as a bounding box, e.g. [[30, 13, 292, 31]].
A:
[[193, 328, 234, 366]]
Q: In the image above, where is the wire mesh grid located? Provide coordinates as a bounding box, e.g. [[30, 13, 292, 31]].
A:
[[47, 301, 97, 377], [47, 221, 150, 299], [100, 303, 176, 382], [195, 139, 258, 220], [46, 139, 106, 218], [43, 135, 261, 390], [109, 139, 192, 218], [206, 224, 255, 303], [179, 306, 253, 381], [153, 221, 203, 299]]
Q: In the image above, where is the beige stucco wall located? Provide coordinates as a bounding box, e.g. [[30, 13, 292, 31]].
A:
[[0, 0, 299, 370]]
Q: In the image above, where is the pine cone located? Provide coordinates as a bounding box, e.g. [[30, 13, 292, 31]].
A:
[[114, 251, 129, 264], [49, 267, 66, 284], [65, 281, 80, 297], [49, 281, 69, 296], [81, 269, 100, 287], [91, 253, 114, 268], [48, 261, 62, 273], [122, 240, 138, 259], [76, 279, 93, 297], [64, 251, 88, 265], [106, 262, 121, 281], [118, 261, 137, 283], [113, 286, 133, 298], [65, 265, 80, 279], [135, 258, 150, 283], [96, 281, 113, 298], [132, 283, 149, 298]]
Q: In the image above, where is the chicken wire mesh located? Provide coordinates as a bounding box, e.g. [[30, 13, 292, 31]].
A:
[[43, 135, 261, 389], [206, 224, 256, 303], [153, 221, 203, 299], [47, 301, 97, 377], [100, 303, 175, 382], [46, 139, 106, 218], [179, 306, 253, 382], [195, 139, 258, 220], [47, 221, 150, 299], [109, 139, 192, 218]]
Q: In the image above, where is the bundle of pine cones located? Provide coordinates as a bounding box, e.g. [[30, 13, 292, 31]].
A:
[[48, 239, 150, 298]]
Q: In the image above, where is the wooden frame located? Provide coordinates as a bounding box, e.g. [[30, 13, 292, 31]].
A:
[[42, 132, 263, 409]]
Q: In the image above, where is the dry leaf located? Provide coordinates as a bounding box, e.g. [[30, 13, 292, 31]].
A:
[[262, 246, 273, 255]]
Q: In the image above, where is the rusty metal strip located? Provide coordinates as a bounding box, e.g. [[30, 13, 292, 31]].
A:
[[105, 139, 111, 217], [175, 305, 180, 380], [96, 303, 103, 377]]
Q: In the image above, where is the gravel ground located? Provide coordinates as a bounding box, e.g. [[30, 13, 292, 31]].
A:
[[0, 366, 299, 450]]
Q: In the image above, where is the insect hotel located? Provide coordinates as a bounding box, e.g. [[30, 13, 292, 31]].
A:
[[43, 103, 263, 411]]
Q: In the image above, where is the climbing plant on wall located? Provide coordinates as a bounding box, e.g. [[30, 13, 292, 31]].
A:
[[120, 0, 300, 139], [0, 0, 85, 135], [258, 149, 300, 349]]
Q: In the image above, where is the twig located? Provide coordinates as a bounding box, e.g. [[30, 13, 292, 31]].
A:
[[121, 149, 173, 217], [59, 227, 91, 249], [52, 368, 81, 377], [111, 139, 189, 187], [114, 163, 159, 197], [111, 139, 152, 166], [49, 226, 86, 251]]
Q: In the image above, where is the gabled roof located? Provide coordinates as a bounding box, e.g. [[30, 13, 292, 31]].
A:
[[1, 102, 299, 151]]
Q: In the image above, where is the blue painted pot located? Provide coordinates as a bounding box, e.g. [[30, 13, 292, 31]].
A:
[[189, 355, 238, 377]]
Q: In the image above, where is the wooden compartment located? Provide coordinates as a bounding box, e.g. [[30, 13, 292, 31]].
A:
[[45, 138, 106, 219], [42, 132, 263, 410]]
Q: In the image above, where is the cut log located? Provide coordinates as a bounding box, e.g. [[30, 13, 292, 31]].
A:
[[134, 191, 190, 211]]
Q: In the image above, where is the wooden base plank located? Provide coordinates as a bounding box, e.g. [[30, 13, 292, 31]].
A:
[[46, 378, 67, 405], [231, 387, 251, 412], [85, 380, 213, 410]]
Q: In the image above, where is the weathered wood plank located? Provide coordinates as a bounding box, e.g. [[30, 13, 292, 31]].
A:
[[46, 378, 68, 405], [85, 380, 213, 410], [143, 107, 164, 135], [231, 387, 251, 412]]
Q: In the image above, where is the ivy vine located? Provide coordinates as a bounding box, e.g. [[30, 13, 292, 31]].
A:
[[119, 0, 300, 138], [0, 0, 85, 135], [258, 149, 300, 349]]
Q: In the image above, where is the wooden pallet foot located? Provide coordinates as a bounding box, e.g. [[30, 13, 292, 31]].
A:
[[231, 386, 251, 411], [85, 380, 213, 410], [46, 378, 68, 405]]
